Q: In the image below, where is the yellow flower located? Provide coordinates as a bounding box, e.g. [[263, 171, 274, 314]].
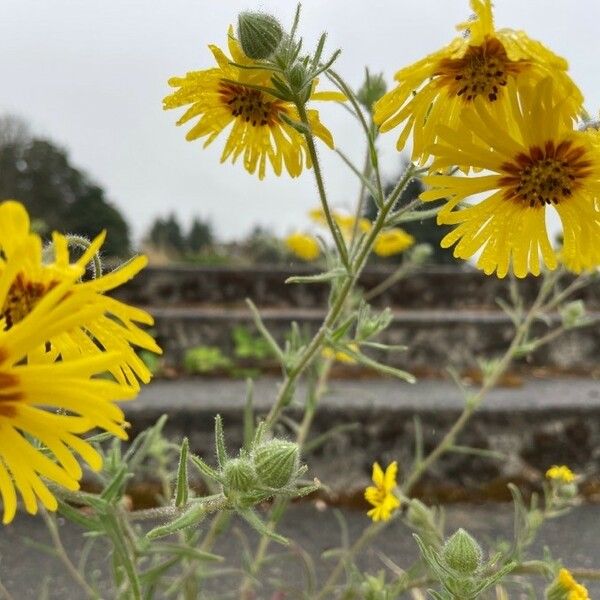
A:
[[285, 232, 320, 261], [373, 228, 415, 257], [163, 27, 345, 179], [420, 79, 600, 278], [0, 234, 136, 523], [364, 461, 400, 522], [553, 569, 590, 600], [374, 0, 582, 164], [0, 201, 161, 389], [322, 343, 359, 364], [546, 465, 575, 484], [309, 208, 372, 238]]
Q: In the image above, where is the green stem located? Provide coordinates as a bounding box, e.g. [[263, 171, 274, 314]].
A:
[[327, 69, 384, 202], [263, 168, 417, 430], [296, 102, 349, 269], [41, 508, 98, 599]]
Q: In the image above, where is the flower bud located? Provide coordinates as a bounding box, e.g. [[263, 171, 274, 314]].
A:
[[237, 12, 283, 60], [288, 64, 307, 92], [442, 528, 483, 575], [254, 440, 299, 489], [409, 243, 433, 265], [223, 457, 258, 493], [357, 71, 387, 111], [559, 300, 586, 329]]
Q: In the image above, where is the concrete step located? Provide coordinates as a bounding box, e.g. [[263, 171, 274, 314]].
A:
[[126, 376, 600, 502], [146, 306, 600, 373], [117, 264, 600, 310], [3, 504, 600, 598]]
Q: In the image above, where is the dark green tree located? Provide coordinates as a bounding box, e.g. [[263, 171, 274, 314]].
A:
[[148, 213, 186, 254], [365, 167, 457, 264], [0, 116, 131, 257], [187, 218, 214, 253]]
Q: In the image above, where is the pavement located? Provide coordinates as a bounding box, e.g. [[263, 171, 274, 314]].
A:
[[1, 503, 598, 599]]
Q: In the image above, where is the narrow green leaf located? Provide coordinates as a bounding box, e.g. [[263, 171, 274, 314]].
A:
[[56, 499, 102, 531], [100, 465, 130, 503], [279, 112, 311, 135], [239, 509, 289, 546], [285, 267, 347, 285], [214, 415, 228, 469], [243, 380, 255, 452], [146, 502, 208, 540], [189, 455, 222, 483], [142, 543, 223, 562], [175, 438, 189, 508]]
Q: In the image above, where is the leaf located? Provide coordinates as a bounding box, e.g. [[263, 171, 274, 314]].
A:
[[239, 509, 289, 546], [175, 438, 189, 508], [56, 499, 102, 531], [243, 379, 255, 453], [214, 415, 228, 469], [100, 465, 130, 503], [142, 543, 223, 562], [189, 455, 222, 483], [285, 267, 347, 285], [146, 502, 209, 540]]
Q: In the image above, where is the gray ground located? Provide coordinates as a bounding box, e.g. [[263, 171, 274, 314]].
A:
[[1, 503, 598, 599]]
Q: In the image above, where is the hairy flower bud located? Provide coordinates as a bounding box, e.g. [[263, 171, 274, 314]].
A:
[[442, 528, 483, 574], [254, 440, 299, 489], [237, 12, 283, 60], [223, 457, 258, 493], [560, 300, 586, 329], [288, 64, 308, 92], [357, 70, 387, 111]]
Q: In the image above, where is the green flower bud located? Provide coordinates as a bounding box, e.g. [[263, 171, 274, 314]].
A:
[[442, 528, 483, 575], [357, 71, 387, 111], [223, 457, 258, 493], [560, 300, 586, 329], [409, 243, 433, 265], [237, 12, 283, 60], [288, 64, 307, 92], [254, 440, 299, 489]]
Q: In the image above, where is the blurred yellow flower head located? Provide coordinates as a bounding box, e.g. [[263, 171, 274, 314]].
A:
[[285, 232, 320, 261]]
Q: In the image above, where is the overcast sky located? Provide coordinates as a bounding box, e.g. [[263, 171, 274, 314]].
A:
[[2, 1, 599, 244]]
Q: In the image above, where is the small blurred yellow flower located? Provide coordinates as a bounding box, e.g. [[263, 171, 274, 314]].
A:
[[365, 461, 400, 522], [309, 208, 372, 238], [552, 568, 590, 600], [322, 343, 359, 364], [373, 229, 415, 257], [285, 232, 320, 261], [546, 465, 575, 484]]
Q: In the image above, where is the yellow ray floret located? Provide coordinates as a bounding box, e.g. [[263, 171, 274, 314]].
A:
[[364, 461, 400, 522], [0, 201, 161, 389], [163, 27, 345, 179], [0, 241, 136, 523], [420, 79, 600, 278], [374, 0, 583, 164]]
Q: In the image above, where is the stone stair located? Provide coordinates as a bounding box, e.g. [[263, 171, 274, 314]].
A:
[[115, 265, 600, 374]]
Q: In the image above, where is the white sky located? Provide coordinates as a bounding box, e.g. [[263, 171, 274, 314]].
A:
[[1, 0, 599, 243]]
